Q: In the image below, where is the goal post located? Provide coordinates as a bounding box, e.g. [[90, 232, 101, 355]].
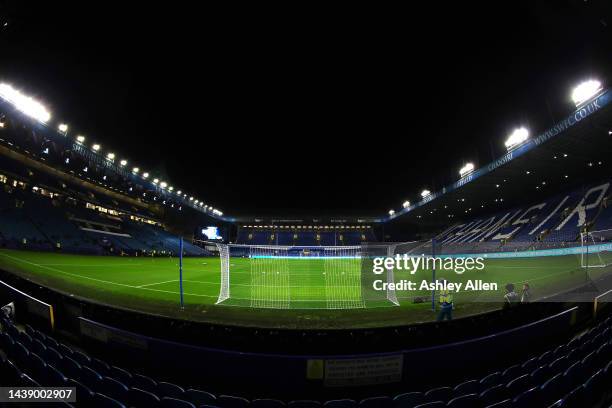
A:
[[581, 229, 612, 269], [213, 243, 401, 309]]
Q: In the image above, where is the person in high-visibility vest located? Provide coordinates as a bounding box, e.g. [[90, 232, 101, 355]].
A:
[[437, 279, 454, 321]]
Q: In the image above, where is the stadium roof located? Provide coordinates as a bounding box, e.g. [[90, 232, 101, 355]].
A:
[[386, 88, 612, 226]]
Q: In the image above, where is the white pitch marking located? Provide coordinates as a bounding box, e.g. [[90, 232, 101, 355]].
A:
[[137, 279, 179, 288], [0, 253, 217, 298]]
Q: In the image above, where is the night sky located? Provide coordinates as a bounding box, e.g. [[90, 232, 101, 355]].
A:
[[0, 1, 611, 217]]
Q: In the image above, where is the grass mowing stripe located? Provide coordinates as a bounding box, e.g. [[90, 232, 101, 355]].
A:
[[0, 253, 218, 298]]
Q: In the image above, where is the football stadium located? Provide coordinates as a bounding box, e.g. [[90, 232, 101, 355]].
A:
[[2, 2, 612, 408]]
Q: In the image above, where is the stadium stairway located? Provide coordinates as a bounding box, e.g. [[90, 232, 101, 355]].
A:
[[2, 313, 612, 408]]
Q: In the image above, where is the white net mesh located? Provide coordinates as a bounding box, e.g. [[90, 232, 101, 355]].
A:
[[581, 229, 612, 268], [216, 243, 230, 304], [214, 244, 382, 309]]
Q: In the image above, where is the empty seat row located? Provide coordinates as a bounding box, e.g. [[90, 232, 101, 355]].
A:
[[2, 314, 612, 408]]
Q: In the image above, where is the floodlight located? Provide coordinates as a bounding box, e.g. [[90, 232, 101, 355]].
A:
[[176, 190, 182, 195], [153, 178, 159, 184], [160, 182, 167, 188], [0, 83, 51, 123], [76, 135, 85, 143], [168, 186, 174, 191], [143, 172, 149, 178], [504, 127, 529, 150], [132, 167, 139, 173], [120, 159, 127, 166], [195, 200, 199, 204], [58, 123, 68, 133], [421, 189, 431, 198], [459, 162, 475, 177], [388, 209, 395, 216], [107, 152, 115, 160], [92, 144, 101, 151], [402, 201, 410, 208], [572, 79, 602, 107], [189, 197, 194, 201]]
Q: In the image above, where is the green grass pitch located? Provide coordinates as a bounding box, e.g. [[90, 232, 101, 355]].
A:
[[0, 248, 605, 329]]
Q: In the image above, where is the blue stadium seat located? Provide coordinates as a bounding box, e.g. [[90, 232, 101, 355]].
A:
[[529, 364, 551, 385], [392, 391, 426, 407], [92, 392, 127, 408], [423, 386, 453, 403], [0, 331, 13, 350], [161, 397, 196, 408], [32, 330, 46, 344], [538, 372, 564, 406], [558, 385, 586, 407], [595, 341, 612, 362], [548, 356, 569, 375], [521, 357, 539, 372], [129, 387, 161, 408], [483, 400, 511, 408], [322, 399, 356, 408], [479, 372, 501, 388], [217, 395, 250, 408], [505, 374, 532, 397], [580, 351, 597, 378], [13, 341, 30, 367], [537, 350, 554, 366], [185, 388, 216, 406], [158, 381, 185, 399], [100, 376, 129, 401], [500, 364, 522, 384], [479, 384, 507, 406], [412, 402, 444, 408], [251, 398, 286, 408], [24, 324, 35, 337], [552, 344, 567, 359], [27, 352, 47, 379], [31, 338, 47, 356], [43, 346, 63, 367], [60, 356, 82, 380], [58, 343, 73, 357], [562, 361, 583, 388], [0, 354, 21, 384], [18, 331, 33, 349], [67, 378, 94, 406], [446, 393, 479, 408], [71, 349, 91, 366], [132, 373, 158, 393], [80, 365, 103, 390], [511, 386, 540, 408], [582, 369, 605, 407], [110, 365, 133, 385], [358, 396, 391, 408], [19, 372, 40, 387], [45, 335, 60, 350], [89, 357, 111, 376], [453, 379, 480, 396], [42, 364, 67, 387], [288, 400, 321, 408]]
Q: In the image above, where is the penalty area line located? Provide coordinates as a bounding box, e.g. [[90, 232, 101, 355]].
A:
[[136, 279, 179, 288]]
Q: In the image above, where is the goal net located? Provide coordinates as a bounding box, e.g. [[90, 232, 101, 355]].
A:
[[581, 229, 612, 269], [214, 244, 399, 309]]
